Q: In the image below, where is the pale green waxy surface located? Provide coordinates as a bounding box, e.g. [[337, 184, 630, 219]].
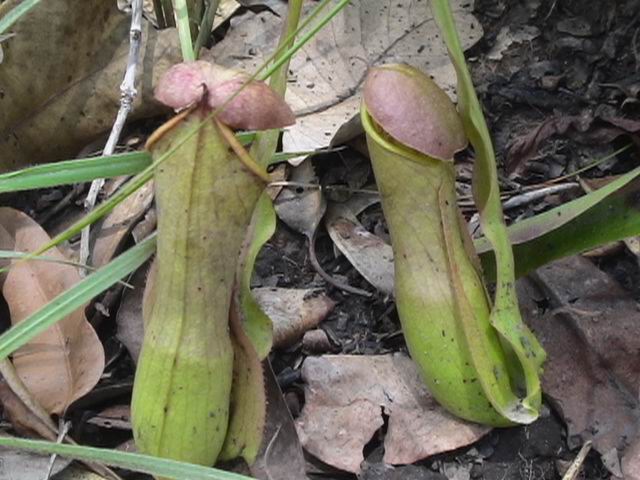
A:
[[131, 109, 263, 466], [364, 116, 513, 426]]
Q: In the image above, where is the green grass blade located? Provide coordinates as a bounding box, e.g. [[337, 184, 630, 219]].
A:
[[257, 0, 350, 83], [0, 234, 156, 360], [251, 0, 303, 168], [194, 0, 220, 56], [0, 152, 151, 193], [431, 0, 545, 422], [0, 132, 258, 194], [0, 250, 95, 272], [0, 0, 40, 35], [175, 0, 196, 61], [478, 166, 640, 280], [0, 251, 134, 288], [0, 437, 251, 480], [30, 164, 154, 258], [239, 0, 303, 359]]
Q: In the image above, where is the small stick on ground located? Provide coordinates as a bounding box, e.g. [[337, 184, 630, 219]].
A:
[[562, 440, 592, 480], [500, 183, 580, 210], [42, 420, 70, 480], [308, 230, 372, 297], [80, 0, 144, 271]]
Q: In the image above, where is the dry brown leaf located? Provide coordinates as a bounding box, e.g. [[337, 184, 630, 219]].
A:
[[296, 354, 490, 473], [209, 0, 482, 153], [324, 193, 394, 295], [0, 0, 180, 170], [274, 161, 325, 238], [518, 256, 640, 475], [249, 361, 307, 480], [252, 287, 335, 349], [623, 438, 640, 480], [0, 208, 105, 414], [115, 263, 148, 364], [0, 381, 56, 440], [86, 404, 132, 430], [326, 216, 394, 295], [91, 180, 154, 268], [0, 443, 72, 479]]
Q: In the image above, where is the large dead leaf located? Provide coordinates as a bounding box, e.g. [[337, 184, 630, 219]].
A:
[[0, 0, 180, 170], [296, 354, 489, 474], [209, 0, 483, 153], [518, 256, 640, 475], [0, 208, 105, 415]]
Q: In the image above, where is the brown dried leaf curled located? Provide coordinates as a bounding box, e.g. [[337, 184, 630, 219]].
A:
[[0, 208, 105, 415], [154, 61, 295, 130]]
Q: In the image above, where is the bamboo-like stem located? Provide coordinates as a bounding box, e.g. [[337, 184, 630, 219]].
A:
[[174, 0, 195, 61]]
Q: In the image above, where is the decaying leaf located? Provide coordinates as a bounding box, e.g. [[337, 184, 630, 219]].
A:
[[115, 263, 148, 364], [274, 160, 325, 238], [0, 208, 105, 414], [0, 444, 71, 480], [507, 112, 640, 175], [209, 0, 483, 153], [622, 438, 640, 480], [0, 381, 56, 440], [296, 354, 489, 474], [325, 196, 394, 295], [252, 287, 335, 349], [0, 0, 181, 170], [249, 361, 307, 480], [86, 404, 132, 430], [518, 256, 640, 474]]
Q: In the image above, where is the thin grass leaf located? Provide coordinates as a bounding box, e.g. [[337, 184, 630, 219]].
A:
[[238, 0, 303, 360], [0, 234, 155, 360], [0, 437, 251, 480], [0, 132, 258, 194], [152, 0, 169, 28], [0, 0, 40, 35], [478, 165, 640, 280], [28, 164, 155, 261], [0, 250, 94, 272], [271, 146, 345, 164], [257, 0, 350, 83], [0, 251, 134, 288], [0, 152, 151, 193], [175, 0, 196, 61], [194, 0, 220, 56]]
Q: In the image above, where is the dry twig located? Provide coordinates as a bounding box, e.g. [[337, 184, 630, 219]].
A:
[[80, 0, 144, 270]]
